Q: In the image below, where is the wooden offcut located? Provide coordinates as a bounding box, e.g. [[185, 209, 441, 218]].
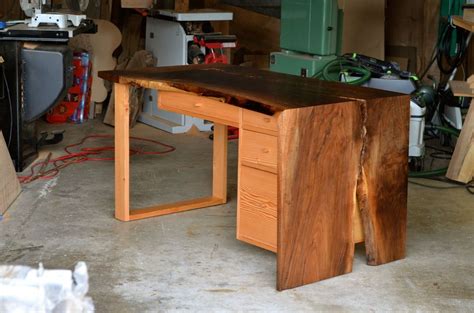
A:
[[452, 15, 474, 32], [449, 80, 474, 97], [447, 102, 474, 183]]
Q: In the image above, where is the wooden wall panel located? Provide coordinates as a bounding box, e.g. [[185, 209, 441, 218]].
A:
[[0, 0, 23, 20]]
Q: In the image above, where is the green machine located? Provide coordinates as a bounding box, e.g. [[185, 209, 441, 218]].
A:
[[270, 0, 343, 77]]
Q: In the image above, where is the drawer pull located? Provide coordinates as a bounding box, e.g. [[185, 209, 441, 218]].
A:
[[262, 148, 270, 154], [194, 103, 203, 108], [263, 117, 271, 123]]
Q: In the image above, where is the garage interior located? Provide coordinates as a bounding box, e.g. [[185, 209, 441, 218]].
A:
[[0, 0, 473, 312]]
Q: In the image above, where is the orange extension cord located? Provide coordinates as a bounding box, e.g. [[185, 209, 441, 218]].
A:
[[18, 134, 176, 184]]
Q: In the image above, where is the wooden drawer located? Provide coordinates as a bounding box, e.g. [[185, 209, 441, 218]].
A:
[[158, 91, 240, 127], [237, 166, 277, 252], [240, 130, 277, 173], [242, 110, 278, 136], [237, 166, 364, 252]]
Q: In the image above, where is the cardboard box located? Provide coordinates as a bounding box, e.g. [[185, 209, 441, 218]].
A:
[[0, 131, 21, 215]]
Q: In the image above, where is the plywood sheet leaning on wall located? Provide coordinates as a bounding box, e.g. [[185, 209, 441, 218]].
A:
[[0, 132, 21, 215]]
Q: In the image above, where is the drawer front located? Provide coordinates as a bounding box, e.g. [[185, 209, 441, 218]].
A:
[[237, 166, 277, 252], [158, 91, 240, 127], [237, 169, 364, 252], [242, 110, 278, 136], [240, 130, 277, 173]]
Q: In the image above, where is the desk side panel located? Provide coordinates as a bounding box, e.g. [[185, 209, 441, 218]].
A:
[[277, 101, 363, 290], [358, 96, 409, 265]]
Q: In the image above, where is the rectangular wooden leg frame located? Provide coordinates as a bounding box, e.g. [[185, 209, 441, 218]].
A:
[[114, 83, 228, 222]]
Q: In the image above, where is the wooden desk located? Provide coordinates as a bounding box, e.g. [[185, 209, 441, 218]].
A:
[[99, 64, 410, 291]]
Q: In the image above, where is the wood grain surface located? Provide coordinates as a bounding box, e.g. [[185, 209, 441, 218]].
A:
[[99, 64, 401, 114], [277, 101, 363, 290], [357, 97, 409, 265], [237, 166, 278, 252], [114, 83, 131, 221]]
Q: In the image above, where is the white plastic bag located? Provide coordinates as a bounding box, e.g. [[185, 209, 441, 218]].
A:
[[0, 262, 94, 313]]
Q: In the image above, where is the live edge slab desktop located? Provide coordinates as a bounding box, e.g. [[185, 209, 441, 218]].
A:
[[99, 64, 410, 291]]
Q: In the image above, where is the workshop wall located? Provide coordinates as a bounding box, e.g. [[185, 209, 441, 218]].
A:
[[221, 0, 280, 17], [1, 0, 446, 76], [385, 0, 440, 76], [341, 0, 385, 60], [214, 0, 386, 64], [0, 0, 23, 20]]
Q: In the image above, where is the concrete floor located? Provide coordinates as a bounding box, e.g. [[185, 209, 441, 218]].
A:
[[1, 119, 473, 312]]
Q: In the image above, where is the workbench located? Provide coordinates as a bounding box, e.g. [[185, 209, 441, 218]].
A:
[[99, 64, 410, 291]]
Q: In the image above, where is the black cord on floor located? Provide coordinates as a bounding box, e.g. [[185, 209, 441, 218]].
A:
[[409, 178, 474, 195], [409, 180, 464, 189]]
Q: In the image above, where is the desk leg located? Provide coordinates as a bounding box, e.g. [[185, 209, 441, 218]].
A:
[[113, 93, 228, 221], [277, 102, 362, 291], [358, 98, 408, 265], [212, 123, 228, 202], [114, 83, 131, 221], [277, 98, 409, 290]]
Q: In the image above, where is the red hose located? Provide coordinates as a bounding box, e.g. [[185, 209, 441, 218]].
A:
[[18, 134, 175, 184]]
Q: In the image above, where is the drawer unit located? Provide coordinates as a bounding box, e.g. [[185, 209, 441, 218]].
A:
[[158, 91, 240, 127], [237, 166, 277, 252], [240, 130, 278, 173], [237, 165, 365, 253], [238, 128, 365, 252]]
